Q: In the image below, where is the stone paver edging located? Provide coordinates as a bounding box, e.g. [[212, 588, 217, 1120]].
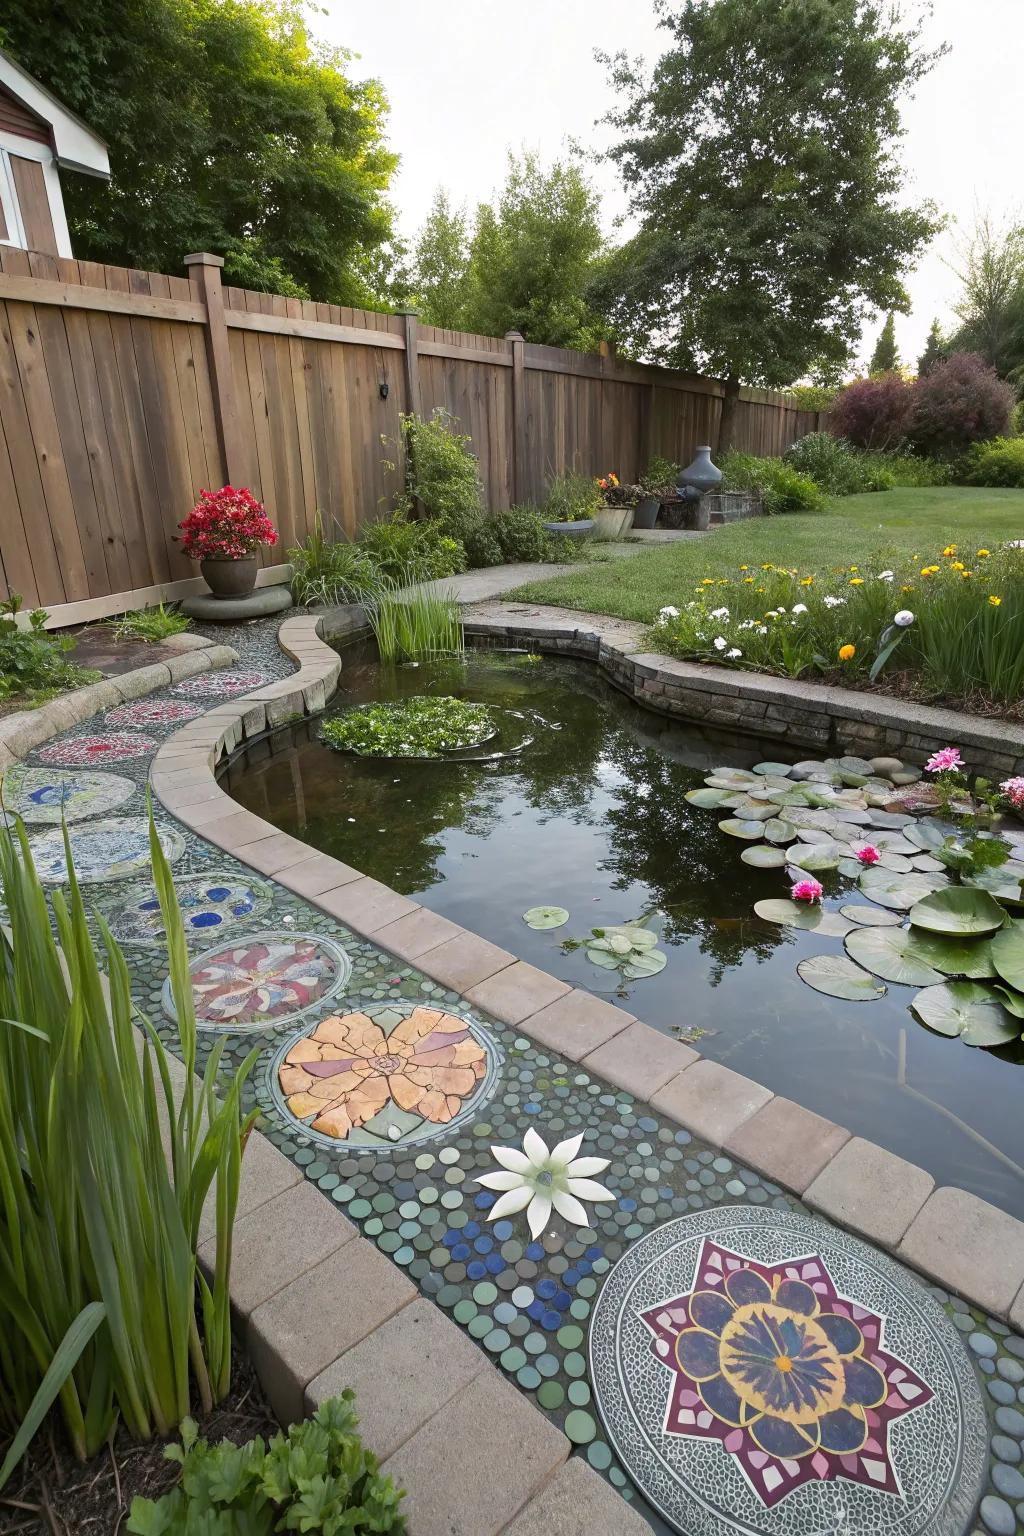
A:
[[148, 607, 1024, 1534]]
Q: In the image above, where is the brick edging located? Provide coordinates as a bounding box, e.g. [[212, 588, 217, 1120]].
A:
[[151, 609, 1024, 1343]]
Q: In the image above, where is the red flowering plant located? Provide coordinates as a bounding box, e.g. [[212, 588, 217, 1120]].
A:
[[178, 487, 278, 561]]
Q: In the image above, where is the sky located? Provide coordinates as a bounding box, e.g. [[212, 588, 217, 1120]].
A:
[[318, 0, 1021, 375]]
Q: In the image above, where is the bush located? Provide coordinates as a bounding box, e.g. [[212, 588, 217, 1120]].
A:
[[360, 513, 466, 584], [788, 383, 840, 412], [111, 602, 191, 642], [640, 455, 679, 494], [543, 471, 602, 522], [462, 519, 505, 568], [962, 436, 1024, 487], [289, 515, 381, 606], [401, 409, 484, 539], [719, 452, 826, 515], [907, 352, 1016, 459], [828, 374, 914, 450], [856, 450, 951, 488], [126, 1394, 405, 1534], [783, 433, 881, 495], [493, 505, 550, 562], [0, 597, 100, 702]]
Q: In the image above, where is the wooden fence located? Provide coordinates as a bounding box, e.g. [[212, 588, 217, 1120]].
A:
[[0, 246, 822, 624]]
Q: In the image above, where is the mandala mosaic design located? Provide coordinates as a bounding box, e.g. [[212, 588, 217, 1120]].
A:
[[589, 1207, 987, 1536], [105, 698, 205, 728], [104, 872, 273, 946], [170, 668, 270, 699], [28, 817, 185, 884], [273, 1003, 499, 1147], [36, 731, 158, 766], [0, 764, 136, 823], [164, 930, 349, 1031]]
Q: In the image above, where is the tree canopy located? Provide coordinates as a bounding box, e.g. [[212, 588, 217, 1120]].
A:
[[0, 0, 399, 304], [596, 0, 944, 444], [869, 313, 900, 374], [414, 190, 471, 330], [947, 212, 1024, 389], [916, 318, 947, 377]]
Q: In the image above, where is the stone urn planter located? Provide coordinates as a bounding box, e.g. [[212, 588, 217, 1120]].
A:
[[592, 506, 633, 540], [199, 556, 259, 598], [542, 519, 594, 541], [632, 496, 661, 530]]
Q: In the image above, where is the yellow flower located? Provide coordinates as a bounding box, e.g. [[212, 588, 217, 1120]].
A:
[[961, 570, 972, 578], [838, 644, 856, 661], [952, 561, 965, 571], [942, 545, 956, 557], [989, 595, 1002, 606], [755, 586, 765, 593], [800, 576, 813, 586], [920, 565, 940, 576], [702, 577, 714, 585], [743, 577, 754, 584], [849, 565, 858, 573], [901, 584, 914, 592], [739, 565, 749, 571], [761, 563, 773, 570], [977, 548, 990, 557], [849, 577, 864, 585]]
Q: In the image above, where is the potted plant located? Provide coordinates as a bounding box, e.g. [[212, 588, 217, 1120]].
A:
[[179, 486, 278, 598], [594, 473, 637, 538], [541, 471, 599, 540], [634, 455, 679, 529]]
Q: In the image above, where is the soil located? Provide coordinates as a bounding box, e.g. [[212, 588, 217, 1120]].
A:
[[1, 1352, 278, 1535]]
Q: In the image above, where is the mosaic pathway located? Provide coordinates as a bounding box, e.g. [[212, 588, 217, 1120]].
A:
[[10, 614, 1024, 1536]]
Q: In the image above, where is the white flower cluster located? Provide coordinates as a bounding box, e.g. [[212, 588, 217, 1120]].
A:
[[822, 594, 846, 608]]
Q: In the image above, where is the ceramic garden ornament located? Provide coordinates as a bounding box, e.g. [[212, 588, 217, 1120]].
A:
[[476, 1127, 613, 1239]]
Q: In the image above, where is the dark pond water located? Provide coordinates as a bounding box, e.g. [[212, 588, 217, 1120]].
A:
[[223, 641, 1024, 1218]]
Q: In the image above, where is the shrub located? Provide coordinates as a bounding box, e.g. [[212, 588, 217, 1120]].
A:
[[855, 450, 951, 488], [289, 515, 381, 606], [126, 1394, 405, 1534], [400, 409, 484, 539], [788, 383, 839, 412], [111, 602, 191, 642], [0, 813, 255, 1480], [828, 374, 913, 450], [0, 597, 100, 702], [719, 452, 826, 514], [462, 519, 505, 568], [962, 436, 1024, 487], [360, 513, 466, 584], [907, 352, 1016, 459], [178, 486, 277, 560], [492, 505, 549, 562], [783, 433, 881, 495], [640, 455, 679, 494], [543, 471, 602, 522]]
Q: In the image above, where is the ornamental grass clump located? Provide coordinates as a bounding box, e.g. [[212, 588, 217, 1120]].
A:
[[0, 811, 258, 1487], [368, 581, 464, 663], [320, 695, 495, 758]]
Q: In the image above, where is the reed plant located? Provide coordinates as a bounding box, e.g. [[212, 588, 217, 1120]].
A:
[[288, 512, 381, 607], [0, 810, 258, 1487], [367, 579, 464, 663]]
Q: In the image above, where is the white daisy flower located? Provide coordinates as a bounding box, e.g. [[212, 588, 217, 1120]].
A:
[[713, 636, 727, 651], [476, 1128, 613, 1239], [878, 570, 894, 580], [791, 603, 808, 615], [726, 647, 743, 659], [709, 606, 730, 619], [658, 605, 680, 620]]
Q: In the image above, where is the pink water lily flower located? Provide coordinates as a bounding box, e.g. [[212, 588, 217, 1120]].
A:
[[855, 845, 881, 865], [791, 878, 823, 904], [1001, 776, 1024, 811], [925, 746, 964, 773]]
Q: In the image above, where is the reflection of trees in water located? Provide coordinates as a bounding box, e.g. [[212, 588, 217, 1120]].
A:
[[599, 732, 786, 984]]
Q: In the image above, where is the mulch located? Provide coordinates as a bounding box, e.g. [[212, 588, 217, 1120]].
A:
[[1, 1352, 279, 1535]]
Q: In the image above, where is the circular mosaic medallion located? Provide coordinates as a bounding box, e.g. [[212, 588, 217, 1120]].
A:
[[105, 698, 205, 728], [1, 764, 137, 823], [104, 872, 273, 946], [269, 1002, 501, 1148], [28, 817, 185, 884], [171, 668, 271, 699], [36, 732, 158, 766], [588, 1207, 986, 1536], [164, 930, 349, 1031]]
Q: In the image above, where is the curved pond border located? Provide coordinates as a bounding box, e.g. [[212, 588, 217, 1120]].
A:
[[151, 606, 1024, 1341]]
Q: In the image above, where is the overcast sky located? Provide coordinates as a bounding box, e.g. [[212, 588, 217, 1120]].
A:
[[320, 0, 1020, 374]]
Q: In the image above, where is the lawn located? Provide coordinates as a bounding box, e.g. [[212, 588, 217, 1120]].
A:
[[510, 487, 1024, 622]]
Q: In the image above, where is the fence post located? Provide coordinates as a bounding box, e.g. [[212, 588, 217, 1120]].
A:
[[184, 252, 245, 486], [505, 329, 527, 504], [397, 307, 422, 419]]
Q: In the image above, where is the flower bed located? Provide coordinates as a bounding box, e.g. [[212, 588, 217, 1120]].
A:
[[650, 540, 1024, 712]]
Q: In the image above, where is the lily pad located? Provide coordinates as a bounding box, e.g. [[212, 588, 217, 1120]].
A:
[[684, 787, 733, 809], [718, 818, 767, 841], [622, 947, 668, 979], [907, 930, 997, 979], [911, 981, 1020, 1046], [762, 818, 797, 845], [728, 797, 777, 822], [993, 983, 1024, 1018], [741, 844, 789, 869], [796, 954, 887, 1001], [753, 762, 792, 776], [839, 904, 903, 927], [844, 926, 943, 987], [788, 841, 847, 872], [907, 886, 1007, 937], [910, 854, 946, 873], [837, 858, 866, 879], [858, 867, 949, 911], [964, 867, 1024, 906], [796, 826, 836, 844], [586, 945, 621, 971], [753, 900, 853, 937], [903, 820, 948, 852], [866, 809, 914, 831], [990, 922, 1024, 991], [522, 906, 570, 930], [876, 852, 915, 874], [596, 923, 659, 949], [872, 833, 918, 857]]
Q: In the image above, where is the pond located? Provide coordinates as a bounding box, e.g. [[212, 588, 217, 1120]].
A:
[[222, 640, 1024, 1219]]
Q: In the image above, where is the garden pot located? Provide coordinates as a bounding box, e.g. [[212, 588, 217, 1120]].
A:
[[632, 496, 660, 530], [542, 519, 594, 541], [592, 507, 632, 540], [677, 445, 723, 496], [200, 556, 258, 598]]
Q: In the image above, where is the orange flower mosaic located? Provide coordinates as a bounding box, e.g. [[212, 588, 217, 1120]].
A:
[[279, 1007, 487, 1139]]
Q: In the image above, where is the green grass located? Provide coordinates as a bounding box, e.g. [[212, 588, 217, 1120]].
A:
[[508, 488, 1024, 622]]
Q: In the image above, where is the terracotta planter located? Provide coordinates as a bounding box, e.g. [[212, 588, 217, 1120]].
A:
[[200, 556, 258, 598]]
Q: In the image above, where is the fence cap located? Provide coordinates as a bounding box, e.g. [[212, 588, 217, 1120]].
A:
[[183, 252, 225, 268]]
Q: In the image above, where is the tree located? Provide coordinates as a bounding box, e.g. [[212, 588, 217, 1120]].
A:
[[947, 212, 1024, 384], [916, 318, 947, 377], [414, 190, 471, 329], [597, 0, 944, 449], [908, 352, 1015, 458], [461, 152, 608, 348], [869, 313, 900, 374], [0, 0, 399, 305]]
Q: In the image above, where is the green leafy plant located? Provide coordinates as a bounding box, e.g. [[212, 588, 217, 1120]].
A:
[[464, 506, 550, 567], [320, 695, 492, 758], [0, 596, 100, 702], [111, 602, 192, 642], [360, 512, 466, 584], [640, 455, 679, 495], [126, 1392, 405, 1534], [399, 409, 484, 540], [719, 453, 826, 515], [543, 471, 602, 523], [962, 437, 1024, 488], [289, 514, 382, 606], [366, 582, 464, 664], [783, 434, 883, 496], [0, 809, 258, 1478]]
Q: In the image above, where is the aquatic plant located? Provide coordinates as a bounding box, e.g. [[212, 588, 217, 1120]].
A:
[[367, 582, 464, 663], [319, 696, 495, 759]]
